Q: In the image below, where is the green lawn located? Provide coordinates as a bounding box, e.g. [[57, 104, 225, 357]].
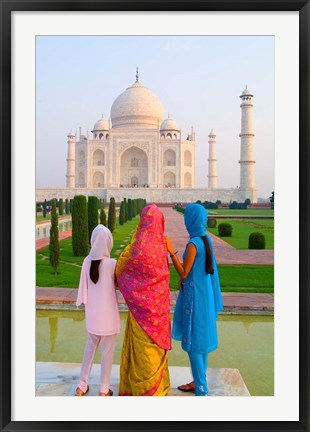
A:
[[169, 264, 274, 293], [207, 218, 274, 249], [207, 209, 274, 216], [37, 239, 274, 293], [36, 216, 140, 287]]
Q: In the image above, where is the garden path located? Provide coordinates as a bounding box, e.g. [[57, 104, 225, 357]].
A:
[[161, 207, 274, 266]]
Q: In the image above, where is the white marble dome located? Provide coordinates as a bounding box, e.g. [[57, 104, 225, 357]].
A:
[[111, 80, 164, 129], [160, 117, 179, 131], [92, 117, 109, 131], [241, 86, 253, 97]]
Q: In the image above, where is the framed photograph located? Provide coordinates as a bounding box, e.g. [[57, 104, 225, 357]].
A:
[[1, 0, 309, 431]]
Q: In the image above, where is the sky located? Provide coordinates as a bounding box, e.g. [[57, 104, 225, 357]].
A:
[[36, 35, 274, 199]]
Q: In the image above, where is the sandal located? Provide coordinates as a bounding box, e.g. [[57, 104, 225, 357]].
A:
[[177, 382, 196, 393], [75, 385, 89, 396], [99, 389, 113, 396]]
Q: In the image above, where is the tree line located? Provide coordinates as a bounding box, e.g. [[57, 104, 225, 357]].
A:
[[47, 196, 147, 275]]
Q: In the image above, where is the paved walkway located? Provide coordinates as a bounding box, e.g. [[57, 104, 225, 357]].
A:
[[36, 207, 274, 312], [161, 207, 274, 265], [36, 287, 274, 312]]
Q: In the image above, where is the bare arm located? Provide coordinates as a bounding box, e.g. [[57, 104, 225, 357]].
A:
[[165, 236, 197, 280]]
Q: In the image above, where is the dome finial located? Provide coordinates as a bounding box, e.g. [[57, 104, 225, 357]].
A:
[[136, 67, 139, 82]]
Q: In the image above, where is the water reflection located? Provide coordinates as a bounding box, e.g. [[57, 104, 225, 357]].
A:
[[36, 219, 72, 240]]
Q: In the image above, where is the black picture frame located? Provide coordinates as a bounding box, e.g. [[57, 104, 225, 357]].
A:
[[1, 1, 309, 431]]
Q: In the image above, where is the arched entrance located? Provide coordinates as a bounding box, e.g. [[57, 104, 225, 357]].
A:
[[93, 171, 104, 187], [163, 171, 176, 187], [120, 147, 148, 187]]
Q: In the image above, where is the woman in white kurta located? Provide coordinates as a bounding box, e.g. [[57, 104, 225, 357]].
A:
[[75, 224, 121, 396]]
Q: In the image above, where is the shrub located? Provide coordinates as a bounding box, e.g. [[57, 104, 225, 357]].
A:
[[119, 201, 125, 225], [100, 201, 107, 226], [88, 196, 99, 242], [69, 199, 73, 214], [202, 201, 218, 209], [173, 205, 185, 214], [207, 217, 217, 228], [127, 199, 132, 221], [72, 195, 89, 256], [59, 198, 64, 216], [218, 222, 233, 237], [43, 199, 47, 218], [49, 198, 60, 274], [123, 198, 128, 222], [248, 232, 266, 250], [133, 199, 137, 217], [65, 198, 69, 214], [108, 197, 116, 233], [229, 201, 247, 209]]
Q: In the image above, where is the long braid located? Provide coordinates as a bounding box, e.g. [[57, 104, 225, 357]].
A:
[[201, 236, 214, 274], [90, 260, 101, 284]]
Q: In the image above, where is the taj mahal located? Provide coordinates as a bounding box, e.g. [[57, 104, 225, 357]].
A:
[[36, 70, 258, 203]]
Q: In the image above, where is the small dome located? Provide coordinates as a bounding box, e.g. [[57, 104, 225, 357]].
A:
[[160, 117, 179, 131], [241, 86, 253, 97], [111, 80, 164, 129], [92, 117, 109, 132]]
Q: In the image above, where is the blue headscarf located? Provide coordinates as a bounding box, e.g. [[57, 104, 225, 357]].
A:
[[184, 203, 208, 238]]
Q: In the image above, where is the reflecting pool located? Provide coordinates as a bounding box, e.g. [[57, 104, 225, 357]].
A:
[[36, 310, 274, 396], [36, 219, 72, 240]]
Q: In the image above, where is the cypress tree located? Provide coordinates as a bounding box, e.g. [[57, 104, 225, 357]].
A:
[[108, 197, 116, 233], [131, 199, 135, 217], [127, 199, 132, 221], [59, 198, 64, 216], [88, 196, 99, 242], [123, 198, 128, 222], [65, 198, 69, 214], [72, 195, 89, 256], [43, 199, 47, 218], [119, 201, 125, 225], [69, 198, 73, 214], [100, 204, 107, 226], [100, 202, 107, 226], [49, 198, 60, 275]]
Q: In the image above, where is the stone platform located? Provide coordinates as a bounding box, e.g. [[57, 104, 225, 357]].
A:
[[36, 362, 250, 397]]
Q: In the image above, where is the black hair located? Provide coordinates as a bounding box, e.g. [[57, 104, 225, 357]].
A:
[[90, 260, 101, 284], [201, 236, 214, 274]]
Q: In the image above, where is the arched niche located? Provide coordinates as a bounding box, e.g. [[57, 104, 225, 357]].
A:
[[163, 149, 176, 166], [93, 149, 105, 166]]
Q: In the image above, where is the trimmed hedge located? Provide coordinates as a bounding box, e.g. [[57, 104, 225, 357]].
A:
[[65, 198, 70, 215], [72, 195, 89, 256], [49, 198, 60, 274], [59, 198, 64, 216], [119, 201, 125, 225], [108, 197, 116, 233], [88, 196, 99, 241], [207, 217, 217, 228], [248, 232, 266, 249], [100, 200, 107, 226], [218, 222, 233, 237]]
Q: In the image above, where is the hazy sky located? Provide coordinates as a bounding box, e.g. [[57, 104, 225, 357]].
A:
[[36, 35, 274, 198]]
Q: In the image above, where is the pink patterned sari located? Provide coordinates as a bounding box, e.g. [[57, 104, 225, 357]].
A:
[[116, 204, 171, 395]]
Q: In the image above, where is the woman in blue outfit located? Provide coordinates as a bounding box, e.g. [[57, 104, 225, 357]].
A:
[[165, 203, 224, 396]]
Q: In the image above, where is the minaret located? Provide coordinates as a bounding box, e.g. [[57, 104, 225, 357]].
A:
[[66, 131, 75, 188], [208, 129, 218, 189], [239, 86, 256, 191]]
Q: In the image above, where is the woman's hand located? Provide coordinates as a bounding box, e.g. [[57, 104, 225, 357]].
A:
[[165, 236, 175, 255], [178, 279, 184, 291]]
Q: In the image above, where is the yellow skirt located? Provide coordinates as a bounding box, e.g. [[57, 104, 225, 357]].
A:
[[119, 312, 171, 396]]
